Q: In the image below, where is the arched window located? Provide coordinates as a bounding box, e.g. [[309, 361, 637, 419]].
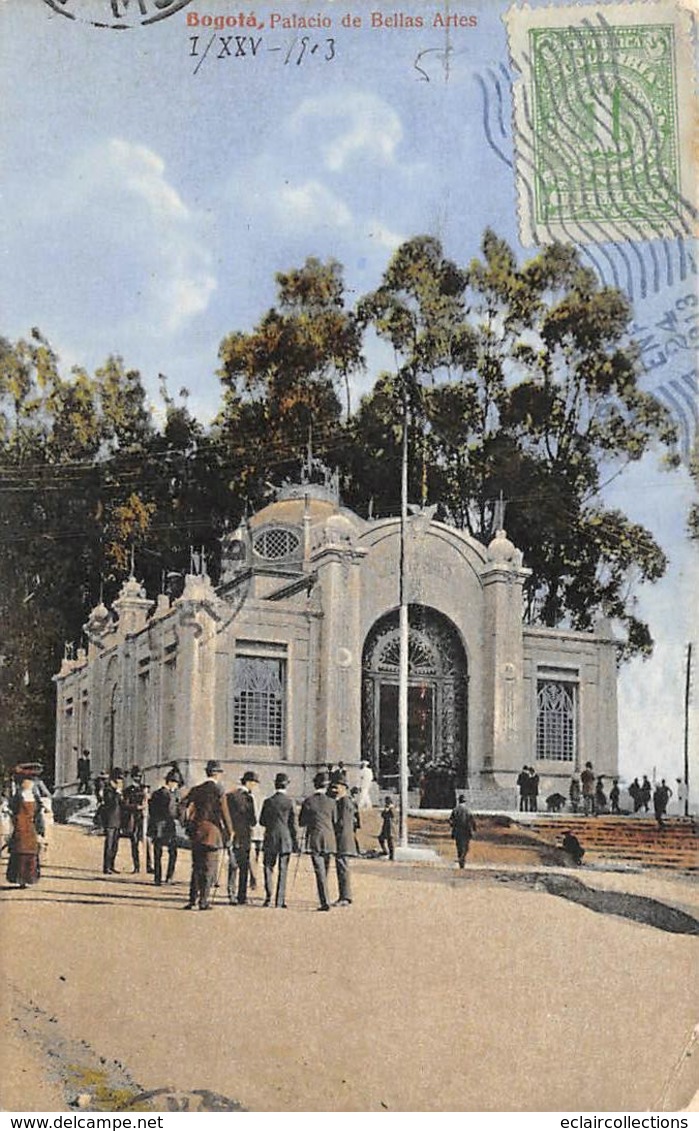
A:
[[536, 680, 576, 761], [233, 656, 285, 747], [253, 528, 300, 560]]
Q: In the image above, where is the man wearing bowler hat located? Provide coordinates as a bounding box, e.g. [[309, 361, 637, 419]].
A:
[[259, 772, 298, 908], [331, 775, 357, 905], [183, 760, 232, 910], [101, 767, 125, 875], [225, 770, 259, 905], [299, 770, 337, 911]]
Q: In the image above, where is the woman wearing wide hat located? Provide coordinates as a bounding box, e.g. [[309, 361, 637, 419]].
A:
[[7, 775, 45, 888]]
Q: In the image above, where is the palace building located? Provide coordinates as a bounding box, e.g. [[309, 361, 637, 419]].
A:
[[53, 475, 619, 804]]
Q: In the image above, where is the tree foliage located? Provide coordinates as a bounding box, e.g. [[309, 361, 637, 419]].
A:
[[215, 257, 362, 507], [0, 234, 680, 775], [350, 232, 676, 656]]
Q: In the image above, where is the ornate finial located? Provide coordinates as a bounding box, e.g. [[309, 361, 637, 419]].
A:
[[493, 491, 507, 533]]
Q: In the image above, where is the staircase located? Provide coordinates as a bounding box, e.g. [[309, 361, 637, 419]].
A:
[[521, 815, 699, 872]]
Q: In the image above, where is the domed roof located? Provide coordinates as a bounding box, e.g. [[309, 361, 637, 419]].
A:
[[249, 496, 337, 530]]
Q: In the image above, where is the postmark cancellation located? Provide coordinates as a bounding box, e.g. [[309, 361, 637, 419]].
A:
[[505, 1, 697, 245]]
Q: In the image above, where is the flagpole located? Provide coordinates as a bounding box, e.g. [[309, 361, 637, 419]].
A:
[[399, 378, 409, 848]]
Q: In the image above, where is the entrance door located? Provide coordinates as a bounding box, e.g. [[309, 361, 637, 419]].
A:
[[361, 605, 468, 789], [378, 682, 435, 789]]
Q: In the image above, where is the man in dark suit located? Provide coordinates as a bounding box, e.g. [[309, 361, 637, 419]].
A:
[[299, 770, 337, 911], [449, 794, 477, 868], [101, 768, 124, 875], [516, 765, 529, 812], [332, 777, 357, 906], [148, 771, 180, 885], [77, 749, 91, 795], [259, 772, 298, 908], [225, 770, 259, 905], [122, 765, 151, 874], [183, 760, 233, 910]]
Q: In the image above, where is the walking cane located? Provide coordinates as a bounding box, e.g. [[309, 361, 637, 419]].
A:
[[210, 839, 229, 907], [290, 830, 309, 894], [291, 848, 303, 892]]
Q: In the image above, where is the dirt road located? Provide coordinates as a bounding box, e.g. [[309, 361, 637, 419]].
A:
[[2, 825, 697, 1112]]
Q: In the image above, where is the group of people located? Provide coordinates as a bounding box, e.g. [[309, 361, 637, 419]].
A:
[[89, 760, 371, 912], [182, 762, 363, 912], [568, 764, 617, 816], [514, 761, 689, 826], [628, 776, 680, 826], [516, 766, 541, 812]]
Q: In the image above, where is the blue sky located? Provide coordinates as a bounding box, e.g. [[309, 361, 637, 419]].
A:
[[1, 0, 696, 795]]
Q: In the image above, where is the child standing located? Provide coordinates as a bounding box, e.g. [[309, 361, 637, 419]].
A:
[[378, 796, 396, 860]]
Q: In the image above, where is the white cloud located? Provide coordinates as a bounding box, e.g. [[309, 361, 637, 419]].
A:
[[30, 138, 217, 336], [106, 139, 190, 221], [363, 220, 404, 250], [291, 92, 404, 172], [278, 180, 353, 229]]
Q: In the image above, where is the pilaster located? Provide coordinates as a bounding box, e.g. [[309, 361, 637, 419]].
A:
[[481, 530, 531, 778]]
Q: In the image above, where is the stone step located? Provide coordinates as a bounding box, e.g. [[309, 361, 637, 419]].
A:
[[524, 816, 698, 871]]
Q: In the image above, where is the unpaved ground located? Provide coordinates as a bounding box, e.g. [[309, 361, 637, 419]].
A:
[[1, 824, 697, 1112]]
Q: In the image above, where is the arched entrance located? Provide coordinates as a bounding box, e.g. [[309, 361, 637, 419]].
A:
[[361, 605, 468, 797]]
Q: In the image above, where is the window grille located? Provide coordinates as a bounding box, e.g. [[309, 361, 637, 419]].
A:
[[253, 527, 300, 560], [233, 656, 285, 747], [536, 680, 576, 761]]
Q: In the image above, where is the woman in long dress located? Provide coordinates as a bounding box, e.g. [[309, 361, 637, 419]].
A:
[[7, 777, 45, 888]]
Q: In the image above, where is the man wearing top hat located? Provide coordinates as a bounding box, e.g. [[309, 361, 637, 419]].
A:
[[331, 775, 357, 905], [259, 772, 299, 908], [298, 770, 337, 911], [225, 770, 259, 905], [183, 760, 233, 911]]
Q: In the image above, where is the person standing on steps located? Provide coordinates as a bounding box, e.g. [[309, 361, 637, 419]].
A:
[[640, 775, 652, 814], [581, 762, 595, 816], [77, 749, 92, 795], [358, 760, 374, 811], [569, 774, 581, 814], [517, 766, 529, 812], [609, 779, 621, 815]]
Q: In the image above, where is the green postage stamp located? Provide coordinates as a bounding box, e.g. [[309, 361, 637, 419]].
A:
[[506, 1, 696, 244]]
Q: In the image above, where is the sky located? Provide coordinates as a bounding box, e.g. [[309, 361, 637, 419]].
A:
[[0, 0, 697, 796]]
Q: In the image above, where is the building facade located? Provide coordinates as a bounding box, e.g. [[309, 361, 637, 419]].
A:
[[54, 479, 619, 804]]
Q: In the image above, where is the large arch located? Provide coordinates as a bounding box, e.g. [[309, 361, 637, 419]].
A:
[[361, 605, 469, 796]]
